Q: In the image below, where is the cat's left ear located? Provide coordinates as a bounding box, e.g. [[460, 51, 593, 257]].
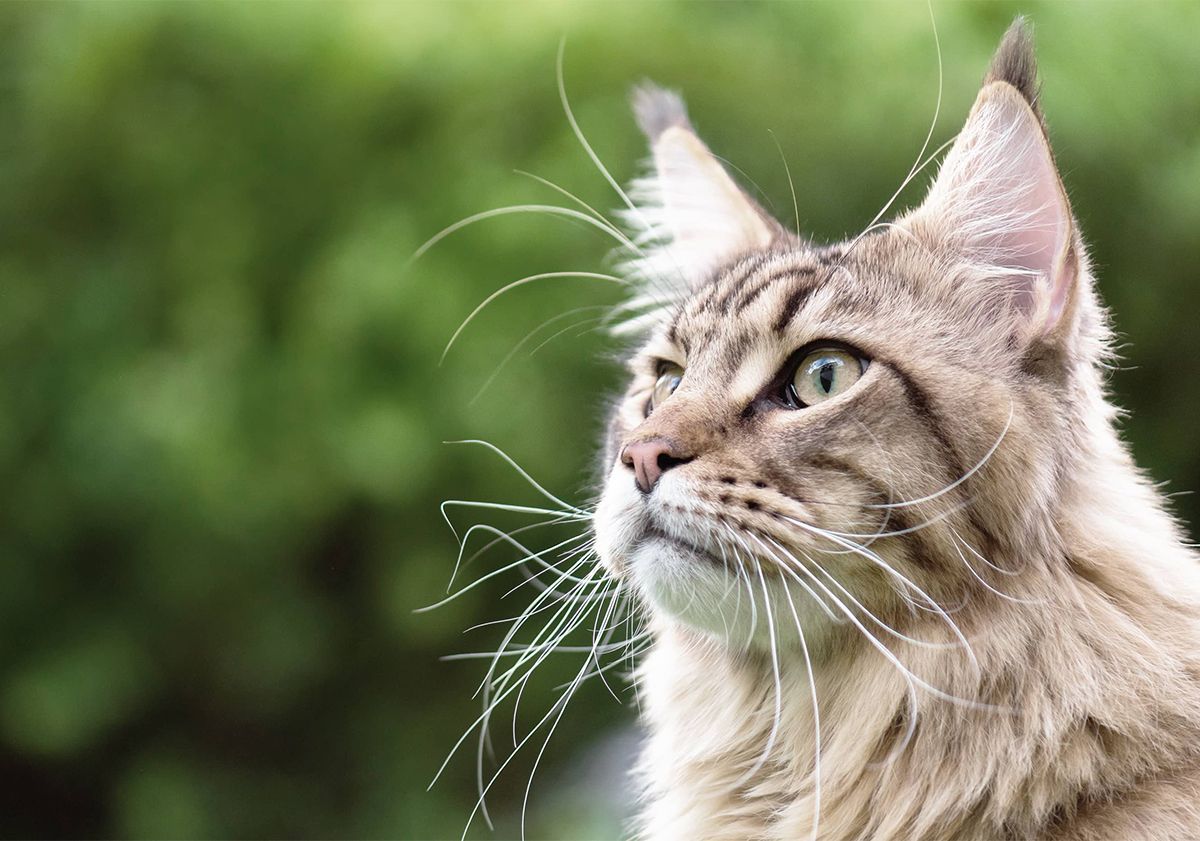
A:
[[622, 85, 783, 300], [905, 18, 1080, 341]]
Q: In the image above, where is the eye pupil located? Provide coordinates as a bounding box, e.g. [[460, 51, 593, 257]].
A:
[[818, 363, 834, 394]]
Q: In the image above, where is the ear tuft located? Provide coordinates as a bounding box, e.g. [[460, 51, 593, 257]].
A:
[[631, 83, 692, 142], [616, 83, 782, 327], [985, 17, 1042, 119]]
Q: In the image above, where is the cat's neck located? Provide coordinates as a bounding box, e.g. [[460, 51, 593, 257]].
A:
[[633, 425, 1200, 841]]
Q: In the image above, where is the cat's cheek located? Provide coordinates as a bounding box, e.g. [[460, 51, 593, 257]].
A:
[[594, 464, 645, 577]]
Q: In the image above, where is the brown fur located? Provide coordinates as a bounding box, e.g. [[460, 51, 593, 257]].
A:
[[593, 18, 1200, 840]]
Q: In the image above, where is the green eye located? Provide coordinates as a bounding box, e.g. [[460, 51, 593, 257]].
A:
[[648, 364, 684, 414], [790, 349, 864, 406]]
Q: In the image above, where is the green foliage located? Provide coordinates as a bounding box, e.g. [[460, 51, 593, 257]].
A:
[[0, 2, 1196, 838]]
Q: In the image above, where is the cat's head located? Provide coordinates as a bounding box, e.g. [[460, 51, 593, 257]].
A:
[[594, 19, 1102, 648]]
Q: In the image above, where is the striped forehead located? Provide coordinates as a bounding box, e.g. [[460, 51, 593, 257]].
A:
[[667, 250, 845, 402]]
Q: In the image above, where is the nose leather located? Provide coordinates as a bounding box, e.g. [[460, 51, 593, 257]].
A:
[[620, 438, 692, 494]]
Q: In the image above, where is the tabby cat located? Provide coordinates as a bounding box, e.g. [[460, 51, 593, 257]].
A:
[[585, 18, 1200, 841]]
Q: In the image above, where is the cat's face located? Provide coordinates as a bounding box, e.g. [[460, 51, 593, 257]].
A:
[[594, 37, 1090, 649]]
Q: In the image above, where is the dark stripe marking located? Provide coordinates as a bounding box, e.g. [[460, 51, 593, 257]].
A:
[[885, 361, 968, 487], [772, 277, 821, 332]]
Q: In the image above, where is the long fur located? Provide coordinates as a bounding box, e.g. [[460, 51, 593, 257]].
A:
[[590, 18, 1200, 840]]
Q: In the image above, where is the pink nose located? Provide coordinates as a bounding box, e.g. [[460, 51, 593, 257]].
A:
[[620, 438, 693, 494]]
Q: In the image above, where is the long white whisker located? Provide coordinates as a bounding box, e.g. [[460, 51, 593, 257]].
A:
[[735, 559, 783, 786], [733, 547, 759, 648], [780, 577, 821, 841], [556, 40, 637, 216], [441, 498, 588, 521], [469, 304, 613, 404], [430, 572, 590, 792], [488, 566, 602, 695], [441, 271, 622, 364], [817, 498, 971, 541], [762, 535, 954, 651], [510, 578, 614, 745], [409, 203, 631, 267], [952, 523, 1024, 577], [948, 527, 1041, 605], [785, 546, 993, 710], [514, 169, 641, 253], [448, 521, 588, 593], [462, 586, 615, 841], [784, 516, 981, 675], [418, 531, 593, 614], [526, 313, 611, 357], [864, 401, 1013, 510], [857, 0, 944, 238], [442, 440, 594, 516], [555, 41, 691, 317], [769, 129, 801, 238], [738, 532, 838, 624], [743, 532, 995, 711]]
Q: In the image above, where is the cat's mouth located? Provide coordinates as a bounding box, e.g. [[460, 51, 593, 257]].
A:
[[640, 522, 725, 567]]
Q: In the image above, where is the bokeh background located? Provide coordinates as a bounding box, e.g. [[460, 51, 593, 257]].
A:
[[2, 2, 1197, 838]]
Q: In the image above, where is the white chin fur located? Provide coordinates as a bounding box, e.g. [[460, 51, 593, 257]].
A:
[[630, 538, 831, 651]]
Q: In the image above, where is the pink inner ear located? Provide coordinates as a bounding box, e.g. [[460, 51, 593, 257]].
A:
[[918, 85, 1077, 336], [996, 132, 1073, 332]]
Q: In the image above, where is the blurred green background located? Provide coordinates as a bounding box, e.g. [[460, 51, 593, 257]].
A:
[[1, 1, 1197, 838]]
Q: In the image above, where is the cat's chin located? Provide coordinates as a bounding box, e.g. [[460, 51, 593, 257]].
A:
[[629, 534, 831, 651]]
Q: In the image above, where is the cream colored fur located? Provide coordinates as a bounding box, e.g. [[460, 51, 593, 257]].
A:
[[593, 19, 1200, 841]]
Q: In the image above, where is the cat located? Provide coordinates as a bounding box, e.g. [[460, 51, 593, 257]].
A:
[[582, 17, 1200, 841]]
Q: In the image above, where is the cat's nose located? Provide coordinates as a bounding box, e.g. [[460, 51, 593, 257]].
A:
[[621, 438, 694, 494]]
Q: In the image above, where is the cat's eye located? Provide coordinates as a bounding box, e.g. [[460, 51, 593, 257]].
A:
[[647, 363, 684, 415], [788, 348, 865, 407]]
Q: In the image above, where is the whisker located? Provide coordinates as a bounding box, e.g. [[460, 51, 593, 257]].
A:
[[441, 439, 595, 511], [764, 535, 957, 651], [863, 401, 1014, 510], [556, 40, 637, 217], [948, 527, 1041, 605], [951, 524, 1024, 577], [419, 529, 595, 614], [441, 498, 589, 521], [556, 40, 685, 314], [469, 305, 614, 404], [487, 566, 603, 695], [461, 628, 600, 841], [735, 559, 784, 786], [786, 517, 981, 676], [779, 575, 821, 841], [525, 313, 611, 358], [783, 546, 996, 710], [769, 129, 801, 239], [441, 270, 623, 364], [855, 0, 945, 240], [448, 521, 588, 593], [739, 532, 838, 624], [409, 203, 631, 267], [732, 547, 759, 649], [510, 578, 615, 745], [458, 516, 582, 571], [740, 531, 998, 711], [817, 497, 971, 541], [514, 169, 634, 244]]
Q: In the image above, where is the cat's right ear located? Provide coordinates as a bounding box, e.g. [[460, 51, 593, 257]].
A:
[[902, 19, 1081, 343], [621, 85, 781, 300]]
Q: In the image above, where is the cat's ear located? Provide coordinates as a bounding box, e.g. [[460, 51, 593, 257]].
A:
[[622, 84, 781, 299], [906, 18, 1079, 339]]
